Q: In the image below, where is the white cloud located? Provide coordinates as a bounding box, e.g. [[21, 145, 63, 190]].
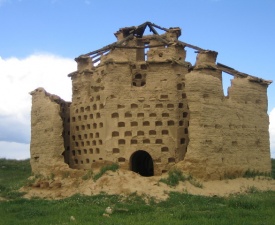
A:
[[269, 108, 275, 158], [0, 141, 30, 160], [0, 53, 76, 159]]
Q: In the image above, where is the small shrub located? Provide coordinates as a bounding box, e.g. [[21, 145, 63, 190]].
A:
[[188, 177, 203, 188], [245, 186, 259, 194], [82, 170, 93, 180], [62, 171, 70, 179], [159, 169, 187, 187], [243, 169, 271, 178], [93, 163, 119, 181]]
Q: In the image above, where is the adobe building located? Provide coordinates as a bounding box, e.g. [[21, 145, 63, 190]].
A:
[[30, 22, 272, 180]]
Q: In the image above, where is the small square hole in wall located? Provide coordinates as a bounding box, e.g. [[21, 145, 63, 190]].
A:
[[143, 139, 150, 144], [125, 131, 132, 136], [118, 122, 125, 127], [125, 112, 132, 118], [156, 104, 163, 108], [96, 148, 100, 154], [149, 130, 156, 135], [162, 130, 169, 135], [131, 139, 137, 144], [162, 113, 169, 117], [112, 113, 119, 118], [149, 113, 156, 117], [156, 139, 163, 144], [137, 131, 144, 136], [183, 112, 188, 118], [113, 148, 120, 153], [161, 147, 169, 152], [118, 139, 126, 145], [137, 113, 144, 117], [143, 121, 150, 126], [168, 120, 174, 126], [168, 157, 175, 163], [167, 104, 174, 108], [156, 121, 162, 126], [118, 157, 126, 162], [131, 104, 138, 109], [112, 131, 119, 137], [131, 121, 138, 127], [89, 148, 93, 154]]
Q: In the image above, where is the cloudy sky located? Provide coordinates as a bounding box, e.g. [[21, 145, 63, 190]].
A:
[[0, 0, 274, 159]]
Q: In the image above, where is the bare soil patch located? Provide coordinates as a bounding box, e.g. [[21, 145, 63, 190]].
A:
[[21, 169, 275, 200]]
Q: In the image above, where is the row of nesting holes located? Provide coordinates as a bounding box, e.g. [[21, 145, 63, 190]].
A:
[[75, 103, 104, 114], [117, 102, 186, 110], [116, 119, 188, 127], [74, 122, 104, 131], [72, 113, 101, 122], [74, 139, 103, 147], [112, 129, 188, 137], [114, 138, 186, 145], [74, 157, 175, 165], [72, 148, 100, 156], [72, 132, 101, 140]]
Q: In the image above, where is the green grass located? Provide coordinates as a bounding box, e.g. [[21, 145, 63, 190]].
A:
[[93, 163, 119, 181], [159, 169, 203, 188], [0, 158, 275, 225], [272, 158, 275, 179], [0, 158, 31, 199]]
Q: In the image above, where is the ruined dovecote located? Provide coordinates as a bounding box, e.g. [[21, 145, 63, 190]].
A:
[[30, 22, 272, 180]]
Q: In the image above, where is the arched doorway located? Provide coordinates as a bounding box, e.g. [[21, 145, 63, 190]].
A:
[[130, 150, 154, 177]]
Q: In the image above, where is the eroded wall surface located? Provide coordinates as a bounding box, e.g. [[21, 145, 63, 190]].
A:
[[68, 30, 191, 175], [30, 88, 70, 176], [29, 24, 272, 180], [177, 52, 271, 180]]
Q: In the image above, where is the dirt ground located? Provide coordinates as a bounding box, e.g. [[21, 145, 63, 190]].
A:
[[21, 169, 275, 201]]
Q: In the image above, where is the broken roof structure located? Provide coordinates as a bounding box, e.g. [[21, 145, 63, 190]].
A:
[[30, 22, 272, 180]]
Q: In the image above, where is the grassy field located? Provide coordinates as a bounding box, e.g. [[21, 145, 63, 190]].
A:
[[0, 158, 274, 225]]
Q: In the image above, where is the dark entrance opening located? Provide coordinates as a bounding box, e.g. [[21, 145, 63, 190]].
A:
[[131, 150, 154, 177]]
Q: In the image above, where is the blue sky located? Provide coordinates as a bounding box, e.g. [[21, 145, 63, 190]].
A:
[[0, 0, 274, 159]]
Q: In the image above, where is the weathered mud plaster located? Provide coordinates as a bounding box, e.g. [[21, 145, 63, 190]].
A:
[[29, 22, 272, 179], [30, 88, 70, 176]]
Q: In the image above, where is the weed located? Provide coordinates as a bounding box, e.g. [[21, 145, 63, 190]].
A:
[[159, 169, 187, 187], [82, 169, 93, 180], [188, 177, 203, 188], [61, 171, 70, 179], [245, 186, 259, 194], [243, 169, 271, 178], [93, 163, 119, 181]]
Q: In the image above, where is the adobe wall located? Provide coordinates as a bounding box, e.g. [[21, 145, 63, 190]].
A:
[[177, 51, 271, 180], [68, 32, 191, 175], [30, 88, 70, 176]]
